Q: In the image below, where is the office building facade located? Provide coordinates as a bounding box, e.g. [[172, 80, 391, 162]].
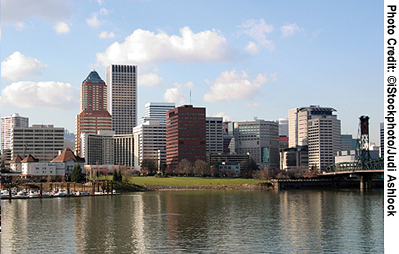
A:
[[307, 116, 341, 171], [206, 117, 224, 155], [106, 64, 137, 134], [233, 120, 279, 169], [11, 124, 64, 160], [75, 70, 112, 156], [140, 102, 175, 125], [133, 121, 166, 171], [166, 105, 206, 169], [1, 113, 29, 151]]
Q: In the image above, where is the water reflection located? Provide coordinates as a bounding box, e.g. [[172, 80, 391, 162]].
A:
[[1, 189, 383, 253]]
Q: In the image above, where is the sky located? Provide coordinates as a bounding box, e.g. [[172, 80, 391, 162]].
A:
[[1, 0, 383, 144]]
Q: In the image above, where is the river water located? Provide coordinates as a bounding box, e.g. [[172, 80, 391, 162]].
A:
[[1, 189, 383, 253]]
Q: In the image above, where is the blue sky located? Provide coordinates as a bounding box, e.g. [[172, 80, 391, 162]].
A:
[[1, 0, 382, 143]]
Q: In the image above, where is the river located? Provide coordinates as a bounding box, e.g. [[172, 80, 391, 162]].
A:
[[1, 189, 383, 253]]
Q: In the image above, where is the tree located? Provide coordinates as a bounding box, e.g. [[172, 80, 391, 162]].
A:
[[113, 169, 119, 181], [71, 164, 84, 183], [194, 160, 210, 177], [178, 159, 193, 176], [141, 159, 157, 175]]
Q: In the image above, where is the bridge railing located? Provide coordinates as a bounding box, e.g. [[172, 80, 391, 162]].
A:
[[325, 158, 384, 173]]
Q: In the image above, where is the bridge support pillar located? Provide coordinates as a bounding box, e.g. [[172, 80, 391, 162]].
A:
[[360, 175, 372, 190]]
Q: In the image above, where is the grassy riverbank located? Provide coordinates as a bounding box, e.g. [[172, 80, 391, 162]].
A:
[[102, 176, 261, 185]]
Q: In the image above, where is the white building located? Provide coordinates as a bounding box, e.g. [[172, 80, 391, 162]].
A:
[[133, 121, 166, 171], [11, 124, 64, 161], [307, 116, 341, 171], [106, 64, 137, 134], [140, 102, 175, 125], [206, 117, 224, 156], [1, 113, 29, 152], [81, 130, 134, 166], [14, 149, 85, 177], [233, 120, 279, 169]]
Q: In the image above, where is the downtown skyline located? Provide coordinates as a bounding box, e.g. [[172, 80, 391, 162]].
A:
[[1, 0, 382, 144]]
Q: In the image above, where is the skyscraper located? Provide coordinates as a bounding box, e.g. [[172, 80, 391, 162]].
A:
[[288, 105, 341, 170], [166, 105, 206, 169], [106, 64, 137, 134], [1, 113, 29, 151], [75, 70, 112, 156], [140, 102, 175, 125]]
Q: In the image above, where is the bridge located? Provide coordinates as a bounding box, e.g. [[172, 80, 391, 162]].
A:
[[322, 158, 384, 190]]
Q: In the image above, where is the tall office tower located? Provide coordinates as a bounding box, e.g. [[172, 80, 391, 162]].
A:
[[106, 64, 137, 134], [133, 121, 166, 171], [206, 117, 224, 155], [166, 105, 206, 169], [308, 116, 341, 171], [289, 106, 338, 148], [140, 102, 175, 124], [11, 124, 64, 160], [75, 70, 112, 156], [233, 120, 279, 169], [1, 113, 29, 151]]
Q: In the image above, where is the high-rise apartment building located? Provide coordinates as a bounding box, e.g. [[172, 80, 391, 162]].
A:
[[233, 120, 279, 169], [206, 117, 224, 155], [11, 124, 64, 160], [106, 64, 137, 134], [75, 70, 112, 156], [166, 105, 206, 169], [1, 113, 29, 151], [140, 102, 175, 125]]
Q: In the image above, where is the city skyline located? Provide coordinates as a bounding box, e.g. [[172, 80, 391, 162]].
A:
[[1, 1, 382, 144]]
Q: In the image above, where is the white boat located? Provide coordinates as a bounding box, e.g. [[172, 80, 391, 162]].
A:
[[28, 190, 40, 198], [1, 190, 11, 198], [14, 190, 28, 199]]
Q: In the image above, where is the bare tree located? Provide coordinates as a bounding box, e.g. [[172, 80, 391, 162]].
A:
[[194, 160, 209, 177], [179, 159, 193, 176]]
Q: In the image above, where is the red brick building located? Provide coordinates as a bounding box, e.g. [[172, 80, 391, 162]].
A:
[[166, 105, 206, 169], [75, 70, 112, 156]]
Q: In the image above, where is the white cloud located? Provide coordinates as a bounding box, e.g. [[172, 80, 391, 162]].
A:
[[244, 41, 260, 55], [87, 15, 100, 27], [1, 51, 47, 81], [1, 81, 79, 110], [203, 70, 272, 102], [96, 27, 240, 66], [138, 72, 163, 87], [87, 8, 110, 27], [184, 81, 194, 89], [2, 0, 73, 24], [54, 22, 70, 34], [280, 23, 304, 37], [240, 19, 274, 51], [245, 103, 263, 108], [15, 22, 25, 30], [212, 112, 232, 122], [163, 84, 186, 104], [99, 31, 115, 38]]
